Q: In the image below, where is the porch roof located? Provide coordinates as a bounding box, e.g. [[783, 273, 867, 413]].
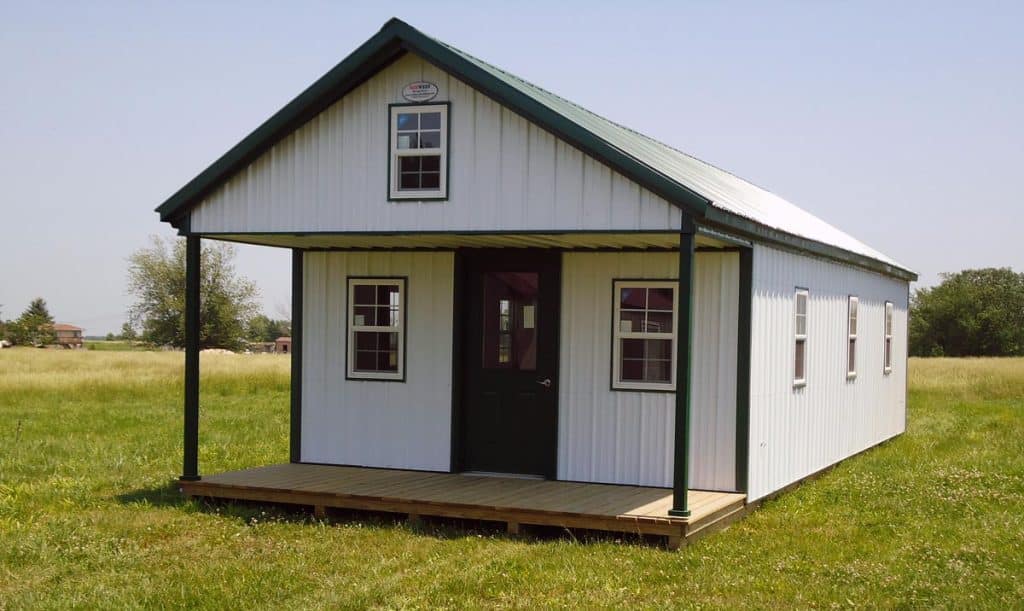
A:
[[200, 230, 740, 251]]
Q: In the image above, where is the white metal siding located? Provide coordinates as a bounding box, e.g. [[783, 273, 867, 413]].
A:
[[300, 251, 453, 471], [190, 54, 681, 234], [747, 244, 909, 500], [558, 251, 738, 489]]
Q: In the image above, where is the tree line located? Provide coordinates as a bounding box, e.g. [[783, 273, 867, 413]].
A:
[[909, 268, 1024, 357]]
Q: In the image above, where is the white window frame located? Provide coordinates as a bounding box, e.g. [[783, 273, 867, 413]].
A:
[[388, 104, 448, 200], [346, 277, 406, 381], [884, 301, 894, 374], [611, 280, 679, 392], [794, 288, 809, 387], [847, 296, 858, 379]]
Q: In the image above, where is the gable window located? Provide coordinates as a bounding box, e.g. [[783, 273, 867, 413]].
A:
[[347, 278, 406, 381], [612, 281, 678, 391], [884, 301, 894, 374], [389, 104, 448, 200], [794, 288, 808, 387], [847, 296, 858, 378]]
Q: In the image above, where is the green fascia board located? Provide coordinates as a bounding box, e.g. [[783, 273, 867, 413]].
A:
[[156, 17, 709, 226], [702, 207, 918, 281], [155, 25, 407, 225]]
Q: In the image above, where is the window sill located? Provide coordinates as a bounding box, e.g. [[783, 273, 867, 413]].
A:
[[611, 383, 676, 393], [793, 380, 807, 389], [388, 194, 448, 202], [346, 373, 405, 383], [846, 373, 857, 381]]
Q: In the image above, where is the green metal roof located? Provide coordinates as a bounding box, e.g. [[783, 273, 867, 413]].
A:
[[156, 18, 915, 280]]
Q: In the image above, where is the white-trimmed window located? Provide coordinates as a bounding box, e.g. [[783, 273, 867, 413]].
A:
[[347, 278, 405, 381], [847, 296, 858, 378], [389, 104, 448, 200], [794, 288, 808, 386], [612, 281, 678, 391], [884, 301, 894, 374]]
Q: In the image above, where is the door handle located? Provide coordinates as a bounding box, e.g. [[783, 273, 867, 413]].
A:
[[536, 378, 552, 388]]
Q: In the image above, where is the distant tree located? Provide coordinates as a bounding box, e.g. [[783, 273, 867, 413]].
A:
[[246, 314, 291, 343], [8, 298, 57, 346], [127, 236, 260, 350], [119, 322, 137, 342], [910, 268, 1024, 357]]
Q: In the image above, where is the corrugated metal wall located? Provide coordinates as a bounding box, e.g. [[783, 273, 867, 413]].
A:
[[190, 53, 681, 234], [747, 244, 909, 500], [301, 251, 454, 471], [558, 251, 739, 489]]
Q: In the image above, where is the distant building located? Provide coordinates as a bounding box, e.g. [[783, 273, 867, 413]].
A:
[[53, 324, 84, 348], [275, 337, 292, 354]]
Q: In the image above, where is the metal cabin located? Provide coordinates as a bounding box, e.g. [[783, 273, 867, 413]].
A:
[[158, 19, 916, 548]]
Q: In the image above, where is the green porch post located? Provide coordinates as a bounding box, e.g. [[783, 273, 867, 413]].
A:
[[182, 235, 201, 481], [290, 249, 303, 463], [669, 220, 696, 517]]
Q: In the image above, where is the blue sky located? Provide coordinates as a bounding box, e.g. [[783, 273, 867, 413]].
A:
[[1, 1, 1021, 334]]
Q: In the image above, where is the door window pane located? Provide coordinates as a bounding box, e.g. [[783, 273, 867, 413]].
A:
[[482, 272, 538, 370]]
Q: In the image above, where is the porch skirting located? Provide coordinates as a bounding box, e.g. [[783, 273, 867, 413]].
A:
[[180, 463, 746, 549]]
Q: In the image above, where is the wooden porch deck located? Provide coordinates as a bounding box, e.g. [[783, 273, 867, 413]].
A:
[[180, 463, 747, 548]]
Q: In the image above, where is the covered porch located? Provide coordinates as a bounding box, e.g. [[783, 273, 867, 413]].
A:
[[181, 463, 746, 549], [179, 226, 753, 545]]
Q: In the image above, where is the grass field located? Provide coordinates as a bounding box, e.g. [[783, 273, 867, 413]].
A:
[[1, 350, 1022, 608]]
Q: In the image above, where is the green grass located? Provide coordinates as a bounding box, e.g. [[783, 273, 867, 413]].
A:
[[1, 350, 1021, 608], [83, 340, 150, 351]]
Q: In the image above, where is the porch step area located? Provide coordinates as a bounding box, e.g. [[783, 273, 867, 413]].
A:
[[180, 463, 746, 549]]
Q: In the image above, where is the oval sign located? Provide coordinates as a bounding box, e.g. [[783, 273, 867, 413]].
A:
[[402, 81, 439, 103]]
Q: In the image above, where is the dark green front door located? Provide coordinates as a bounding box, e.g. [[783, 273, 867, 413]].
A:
[[460, 250, 560, 478]]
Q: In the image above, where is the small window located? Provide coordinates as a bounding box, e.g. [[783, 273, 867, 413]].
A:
[[847, 296, 858, 378], [794, 288, 808, 387], [884, 301, 894, 374], [612, 281, 678, 391], [389, 104, 448, 200], [347, 278, 406, 381]]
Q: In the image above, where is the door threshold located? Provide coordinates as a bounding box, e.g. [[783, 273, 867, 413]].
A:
[[461, 471, 545, 480]]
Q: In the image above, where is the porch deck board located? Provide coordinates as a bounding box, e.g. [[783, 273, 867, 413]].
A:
[[180, 463, 746, 544]]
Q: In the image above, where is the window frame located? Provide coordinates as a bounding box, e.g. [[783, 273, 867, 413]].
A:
[[610, 279, 679, 392], [345, 276, 408, 382], [387, 102, 450, 201], [794, 288, 809, 388], [884, 301, 894, 374], [847, 295, 858, 379]]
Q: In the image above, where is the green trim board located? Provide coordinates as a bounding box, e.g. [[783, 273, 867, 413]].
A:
[[182, 235, 201, 481], [290, 249, 303, 463], [734, 247, 752, 493], [669, 226, 696, 517], [448, 251, 465, 473]]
